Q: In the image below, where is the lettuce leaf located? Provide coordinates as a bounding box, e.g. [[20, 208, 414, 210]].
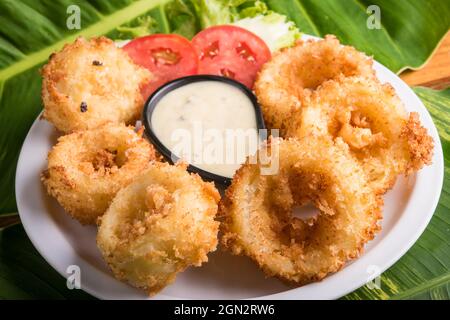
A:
[[191, 0, 238, 28], [164, 0, 301, 50], [115, 16, 158, 39], [165, 0, 199, 38], [110, 1, 300, 51], [234, 12, 301, 51]]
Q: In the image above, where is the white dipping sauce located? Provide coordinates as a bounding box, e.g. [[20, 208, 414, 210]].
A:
[[151, 81, 260, 178]]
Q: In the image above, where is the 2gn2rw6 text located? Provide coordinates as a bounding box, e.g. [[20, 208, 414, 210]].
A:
[[218, 304, 275, 315]]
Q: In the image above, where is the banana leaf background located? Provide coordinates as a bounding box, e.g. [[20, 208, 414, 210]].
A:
[[0, 0, 449, 299]]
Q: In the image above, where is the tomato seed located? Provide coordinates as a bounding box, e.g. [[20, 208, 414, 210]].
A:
[[151, 48, 180, 66], [201, 41, 220, 60], [220, 68, 235, 78], [236, 42, 256, 63]]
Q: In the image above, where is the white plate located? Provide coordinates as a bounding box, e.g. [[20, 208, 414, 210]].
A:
[[15, 37, 444, 300]]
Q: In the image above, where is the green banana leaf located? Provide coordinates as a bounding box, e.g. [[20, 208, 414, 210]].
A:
[[0, 0, 449, 299], [0, 223, 93, 299], [265, 0, 450, 73]]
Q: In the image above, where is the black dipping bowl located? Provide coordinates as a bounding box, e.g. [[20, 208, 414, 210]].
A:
[[142, 75, 266, 186]]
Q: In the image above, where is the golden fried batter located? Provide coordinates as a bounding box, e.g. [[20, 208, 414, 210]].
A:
[[42, 124, 157, 224], [286, 76, 434, 192], [41, 37, 152, 133], [221, 138, 382, 284], [97, 162, 220, 295], [254, 35, 375, 134]]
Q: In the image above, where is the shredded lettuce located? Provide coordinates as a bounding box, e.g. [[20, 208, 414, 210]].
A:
[[113, 0, 300, 51], [236, 0, 267, 18], [165, 0, 204, 38], [115, 16, 158, 39], [188, 0, 301, 51], [234, 13, 301, 51], [190, 0, 239, 28]]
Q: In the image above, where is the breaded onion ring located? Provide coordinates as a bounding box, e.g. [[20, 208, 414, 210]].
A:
[[286, 76, 434, 192], [221, 138, 382, 284], [42, 124, 156, 225], [97, 162, 220, 295], [41, 37, 151, 133], [254, 35, 374, 134]]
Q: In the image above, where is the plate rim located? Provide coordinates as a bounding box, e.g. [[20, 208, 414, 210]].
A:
[[15, 40, 444, 301]]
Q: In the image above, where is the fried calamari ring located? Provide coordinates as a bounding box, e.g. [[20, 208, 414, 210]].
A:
[[286, 76, 434, 192], [42, 124, 156, 225], [97, 162, 220, 295], [221, 138, 382, 284], [41, 37, 152, 133], [254, 35, 375, 134]]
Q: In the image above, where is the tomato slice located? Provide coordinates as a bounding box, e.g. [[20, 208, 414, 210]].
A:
[[191, 25, 271, 88], [123, 34, 199, 99]]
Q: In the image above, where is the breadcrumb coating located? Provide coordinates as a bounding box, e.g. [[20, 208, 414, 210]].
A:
[[254, 35, 375, 134], [221, 138, 383, 284], [97, 162, 220, 295], [286, 76, 434, 192], [41, 37, 152, 133], [42, 124, 157, 224]]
